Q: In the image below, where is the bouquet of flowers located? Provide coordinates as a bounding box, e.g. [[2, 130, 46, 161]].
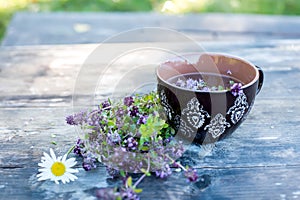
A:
[[38, 92, 198, 200]]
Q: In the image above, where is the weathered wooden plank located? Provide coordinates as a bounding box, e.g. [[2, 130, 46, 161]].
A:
[[1, 40, 300, 199], [1, 98, 300, 168], [1, 40, 300, 100], [3, 12, 300, 46], [1, 166, 300, 200]]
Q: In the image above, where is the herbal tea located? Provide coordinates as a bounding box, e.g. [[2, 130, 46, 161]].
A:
[[167, 72, 244, 92]]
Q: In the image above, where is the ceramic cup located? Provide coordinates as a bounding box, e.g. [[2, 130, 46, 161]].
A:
[[156, 53, 264, 144]]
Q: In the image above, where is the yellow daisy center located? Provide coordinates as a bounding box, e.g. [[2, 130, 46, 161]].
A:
[[51, 162, 66, 176]]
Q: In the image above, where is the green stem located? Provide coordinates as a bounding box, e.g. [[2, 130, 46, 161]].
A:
[[165, 154, 187, 172], [133, 153, 150, 188], [66, 145, 75, 156]]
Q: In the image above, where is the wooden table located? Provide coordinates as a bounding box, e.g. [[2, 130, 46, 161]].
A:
[[1, 39, 300, 199]]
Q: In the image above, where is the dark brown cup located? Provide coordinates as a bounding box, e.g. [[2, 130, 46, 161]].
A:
[[156, 53, 264, 145]]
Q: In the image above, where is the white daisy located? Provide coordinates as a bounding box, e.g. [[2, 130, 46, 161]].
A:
[[37, 148, 79, 184]]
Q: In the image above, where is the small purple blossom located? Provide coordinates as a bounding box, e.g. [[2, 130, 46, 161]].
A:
[[137, 115, 148, 125], [124, 96, 134, 107], [66, 111, 86, 125], [96, 188, 118, 200], [230, 82, 243, 96], [66, 115, 75, 125], [87, 111, 102, 127], [171, 161, 180, 168], [227, 70, 232, 75], [116, 108, 125, 117], [155, 164, 172, 179], [186, 78, 197, 89], [146, 102, 154, 109], [101, 100, 111, 109], [121, 188, 140, 200], [108, 131, 121, 144], [175, 78, 185, 88], [82, 155, 97, 171], [129, 106, 139, 117], [74, 139, 85, 157], [184, 168, 198, 182], [163, 137, 173, 145], [124, 137, 138, 151], [106, 167, 120, 178]]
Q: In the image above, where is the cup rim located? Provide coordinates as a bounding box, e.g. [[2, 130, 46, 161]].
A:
[[156, 52, 259, 94]]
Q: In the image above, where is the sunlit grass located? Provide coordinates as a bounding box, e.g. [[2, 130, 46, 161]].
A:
[[159, 0, 300, 14], [0, 0, 300, 42]]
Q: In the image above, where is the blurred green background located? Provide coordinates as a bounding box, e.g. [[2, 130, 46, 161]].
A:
[[1, 0, 300, 41]]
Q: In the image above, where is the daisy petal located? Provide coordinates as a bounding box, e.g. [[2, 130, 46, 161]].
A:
[[43, 152, 52, 162], [67, 168, 79, 173], [62, 154, 67, 163], [50, 148, 57, 161], [65, 173, 78, 181], [65, 157, 77, 166]]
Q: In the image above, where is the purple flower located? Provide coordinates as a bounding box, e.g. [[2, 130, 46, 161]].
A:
[[87, 111, 102, 127], [184, 168, 198, 182], [66, 111, 86, 125], [146, 102, 154, 109], [74, 139, 85, 157], [116, 108, 125, 117], [163, 137, 172, 145], [124, 137, 138, 151], [82, 155, 97, 171], [106, 167, 120, 178], [186, 78, 197, 89], [121, 188, 140, 200], [96, 188, 118, 200], [155, 164, 172, 179], [175, 78, 185, 87], [137, 115, 148, 125], [108, 131, 121, 144], [124, 96, 134, 107], [171, 162, 180, 168], [202, 87, 210, 92], [227, 70, 232, 75], [101, 100, 111, 109], [129, 106, 139, 117], [66, 115, 75, 125], [230, 83, 243, 96]]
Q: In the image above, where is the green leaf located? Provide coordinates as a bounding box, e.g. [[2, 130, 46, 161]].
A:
[[134, 188, 143, 193], [107, 120, 115, 127], [126, 176, 132, 187], [120, 170, 126, 177], [141, 168, 151, 176], [140, 145, 149, 151]]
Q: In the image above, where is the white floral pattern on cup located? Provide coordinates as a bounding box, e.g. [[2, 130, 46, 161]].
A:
[[178, 117, 193, 138], [160, 89, 249, 140], [160, 90, 174, 120], [182, 97, 210, 129], [227, 93, 249, 124], [204, 113, 231, 138]]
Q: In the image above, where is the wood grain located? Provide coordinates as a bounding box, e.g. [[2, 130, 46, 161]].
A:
[[3, 13, 300, 46], [1, 40, 300, 199]]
